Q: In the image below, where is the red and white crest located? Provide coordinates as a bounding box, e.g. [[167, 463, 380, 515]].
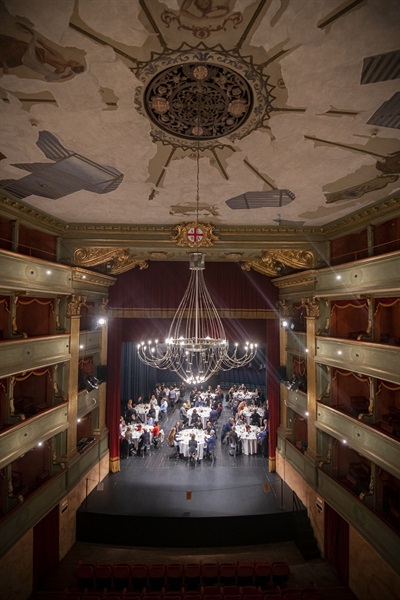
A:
[[187, 227, 204, 244]]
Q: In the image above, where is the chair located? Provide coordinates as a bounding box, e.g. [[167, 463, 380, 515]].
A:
[[201, 585, 221, 596], [229, 440, 237, 456], [112, 563, 130, 591], [301, 590, 323, 600], [271, 562, 290, 587], [223, 595, 241, 600], [166, 563, 184, 590], [183, 594, 202, 600], [241, 586, 261, 596], [219, 564, 237, 586], [94, 564, 112, 590], [236, 562, 254, 586], [262, 591, 282, 599], [254, 561, 271, 590], [221, 585, 240, 597], [148, 564, 166, 591], [184, 563, 201, 591], [76, 563, 95, 591], [201, 562, 220, 586], [130, 563, 148, 591], [281, 590, 301, 600]]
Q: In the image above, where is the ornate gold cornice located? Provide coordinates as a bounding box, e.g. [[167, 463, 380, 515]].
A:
[[0, 195, 67, 233], [73, 247, 148, 274], [110, 307, 278, 320], [242, 249, 315, 277], [273, 270, 318, 289], [72, 267, 116, 287]]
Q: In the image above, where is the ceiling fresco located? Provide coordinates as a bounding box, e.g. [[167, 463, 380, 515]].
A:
[[0, 0, 399, 233]]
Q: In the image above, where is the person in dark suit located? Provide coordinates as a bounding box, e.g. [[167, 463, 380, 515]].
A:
[[204, 430, 216, 459], [188, 433, 198, 463], [250, 409, 261, 426]]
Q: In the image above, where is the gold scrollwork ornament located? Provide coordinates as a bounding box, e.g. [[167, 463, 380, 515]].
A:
[[171, 221, 218, 248]]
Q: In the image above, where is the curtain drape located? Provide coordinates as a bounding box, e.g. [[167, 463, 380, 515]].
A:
[[106, 317, 123, 472], [121, 342, 157, 406]]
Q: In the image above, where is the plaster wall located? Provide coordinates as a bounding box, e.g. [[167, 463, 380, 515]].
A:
[[0, 529, 33, 600], [59, 452, 109, 560]]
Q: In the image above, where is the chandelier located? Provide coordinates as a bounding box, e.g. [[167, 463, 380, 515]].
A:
[[137, 70, 257, 384]]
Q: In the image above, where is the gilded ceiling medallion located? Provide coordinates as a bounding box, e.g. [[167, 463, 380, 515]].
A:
[[135, 45, 275, 149], [171, 221, 218, 247]]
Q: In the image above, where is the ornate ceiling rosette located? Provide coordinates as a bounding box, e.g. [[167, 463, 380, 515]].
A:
[[134, 44, 275, 149]]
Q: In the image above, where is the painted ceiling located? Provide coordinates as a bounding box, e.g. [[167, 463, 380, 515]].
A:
[[0, 0, 399, 235]]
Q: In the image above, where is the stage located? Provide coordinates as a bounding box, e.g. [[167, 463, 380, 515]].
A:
[[77, 404, 299, 548]]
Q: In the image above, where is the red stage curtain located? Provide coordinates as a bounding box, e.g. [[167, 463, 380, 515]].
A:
[[106, 317, 123, 472], [266, 319, 279, 463]]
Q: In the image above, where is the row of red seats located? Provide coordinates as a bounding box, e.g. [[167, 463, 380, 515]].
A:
[[34, 589, 322, 600], [77, 561, 291, 592]]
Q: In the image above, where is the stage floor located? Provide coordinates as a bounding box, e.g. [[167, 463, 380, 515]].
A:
[[83, 401, 292, 519]]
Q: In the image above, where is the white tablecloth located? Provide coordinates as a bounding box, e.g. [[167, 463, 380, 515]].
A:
[[136, 403, 160, 422], [235, 424, 260, 455], [241, 407, 264, 424], [175, 428, 206, 460], [187, 407, 211, 428], [130, 425, 153, 449]]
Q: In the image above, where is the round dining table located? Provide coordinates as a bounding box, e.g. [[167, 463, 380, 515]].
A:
[[235, 424, 260, 455], [135, 403, 160, 422], [241, 407, 264, 425], [187, 407, 211, 428], [130, 424, 153, 449], [175, 427, 207, 460]]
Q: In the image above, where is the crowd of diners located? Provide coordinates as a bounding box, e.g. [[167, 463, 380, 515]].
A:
[[119, 382, 269, 460]]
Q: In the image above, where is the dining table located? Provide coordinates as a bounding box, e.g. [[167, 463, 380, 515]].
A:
[[175, 427, 207, 460], [235, 424, 260, 455], [135, 403, 160, 422], [241, 407, 264, 425], [187, 406, 211, 428], [130, 424, 153, 449]]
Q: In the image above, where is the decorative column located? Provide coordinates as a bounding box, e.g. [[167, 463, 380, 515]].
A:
[[64, 294, 86, 461], [304, 297, 320, 466]]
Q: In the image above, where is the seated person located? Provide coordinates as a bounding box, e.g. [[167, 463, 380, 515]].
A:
[[145, 414, 154, 427], [250, 409, 261, 426], [124, 426, 134, 455], [204, 429, 216, 459], [221, 417, 234, 443], [256, 425, 268, 457], [151, 420, 161, 444], [188, 433, 198, 461], [180, 405, 189, 425], [229, 426, 242, 455], [194, 418, 203, 430], [160, 398, 168, 418], [190, 408, 199, 426], [137, 429, 151, 455], [175, 420, 183, 433], [204, 420, 213, 435], [194, 395, 205, 407], [236, 413, 246, 425], [209, 407, 218, 425]]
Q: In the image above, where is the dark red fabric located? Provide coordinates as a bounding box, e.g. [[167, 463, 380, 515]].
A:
[[324, 502, 349, 583], [106, 317, 123, 471], [109, 261, 277, 311], [33, 505, 59, 590], [266, 318, 279, 460]]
